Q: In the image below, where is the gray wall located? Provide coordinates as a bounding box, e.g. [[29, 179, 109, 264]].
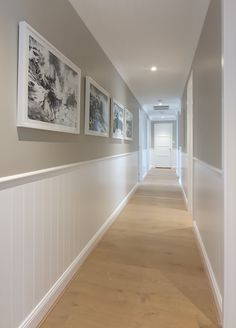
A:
[[0, 0, 140, 178], [151, 120, 177, 149], [180, 0, 222, 168], [193, 0, 222, 169]]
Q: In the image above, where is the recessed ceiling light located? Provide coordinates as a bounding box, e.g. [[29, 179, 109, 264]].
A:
[[158, 100, 163, 106], [150, 66, 157, 72]]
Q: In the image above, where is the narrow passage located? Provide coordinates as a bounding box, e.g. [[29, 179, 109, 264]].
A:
[[40, 169, 219, 328]]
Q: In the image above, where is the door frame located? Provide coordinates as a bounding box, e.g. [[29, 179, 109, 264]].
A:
[[223, 0, 236, 326], [138, 108, 143, 182], [147, 117, 151, 170], [138, 109, 150, 181], [154, 122, 173, 168], [187, 72, 193, 214]]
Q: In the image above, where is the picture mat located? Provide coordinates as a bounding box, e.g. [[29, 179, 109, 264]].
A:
[[17, 21, 81, 134], [125, 108, 133, 140], [111, 99, 124, 139], [84, 76, 110, 137]]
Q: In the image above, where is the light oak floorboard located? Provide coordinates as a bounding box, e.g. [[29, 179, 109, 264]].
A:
[[39, 169, 219, 328]]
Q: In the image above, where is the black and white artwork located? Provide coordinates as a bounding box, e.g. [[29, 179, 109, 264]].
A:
[[111, 99, 124, 139], [17, 22, 81, 134], [85, 76, 110, 137], [125, 109, 133, 140]]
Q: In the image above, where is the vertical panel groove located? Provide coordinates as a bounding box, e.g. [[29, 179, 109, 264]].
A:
[[0, 153, 138, 328]]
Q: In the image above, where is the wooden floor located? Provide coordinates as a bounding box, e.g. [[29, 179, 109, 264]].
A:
[[40, 169, 219, 328]]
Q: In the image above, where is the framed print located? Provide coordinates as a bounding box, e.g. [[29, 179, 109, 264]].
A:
[[111, 99, 124, 139], [17, 21, 81, 134], [124, 108, 133, 140], [85, 76, 110, 137]]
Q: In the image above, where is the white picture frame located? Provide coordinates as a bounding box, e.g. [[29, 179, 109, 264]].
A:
[[17, 21, 81, 134], [84, 76, 110, 137], [124, 108, 133, 141], [111, 99, 124, 139]]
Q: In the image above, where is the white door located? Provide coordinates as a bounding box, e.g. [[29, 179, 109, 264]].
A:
[[154, 123, 172, 168]]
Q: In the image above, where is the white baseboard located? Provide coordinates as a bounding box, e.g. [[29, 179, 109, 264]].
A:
[[179, 178, 188, 209], [192, 221, 223, 325], [142, 170, 148, 181], [18, 183, 139, 328]]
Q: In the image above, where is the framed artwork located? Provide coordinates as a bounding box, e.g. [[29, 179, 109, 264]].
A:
[[85, 76, 110, 137], [17, 21, 81, 134], [111, 99, 124, 139], [124, 109, 133, 140]]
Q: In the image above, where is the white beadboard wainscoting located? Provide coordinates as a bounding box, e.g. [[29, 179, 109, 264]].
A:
[[140, 149, 150, 180], [0, 152, 139, 328], [179, 151, 188, 207], [171, 148, 177, 168], [193, 157, 224, 322]]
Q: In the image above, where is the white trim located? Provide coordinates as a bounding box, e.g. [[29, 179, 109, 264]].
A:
[[193, 157, 223, 175], [142, 170, 149, 181], [192, 221, 223, 325], [176, 114, 179, 176], [187, 73, 193, 214], [223, 0, 236, 326], [138, 109, 143, 182], [178, 146, 182, 182], [18, 182, 139, 328], [179, 179, 188, 209], [0, 152, 138, 190]]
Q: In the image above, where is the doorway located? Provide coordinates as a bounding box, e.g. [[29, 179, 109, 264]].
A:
[[153, 123, 173, 168], [139, 109, 150, 181], [187, 72, 193, 213]]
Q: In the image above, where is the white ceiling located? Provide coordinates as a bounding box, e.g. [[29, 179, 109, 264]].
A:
[[69, 0, 210, 120]]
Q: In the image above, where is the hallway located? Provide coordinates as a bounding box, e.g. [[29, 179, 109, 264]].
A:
[[40, 169, 219, 328]]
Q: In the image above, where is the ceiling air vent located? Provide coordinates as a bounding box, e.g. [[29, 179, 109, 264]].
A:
[[153, 105, 169, 111]]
